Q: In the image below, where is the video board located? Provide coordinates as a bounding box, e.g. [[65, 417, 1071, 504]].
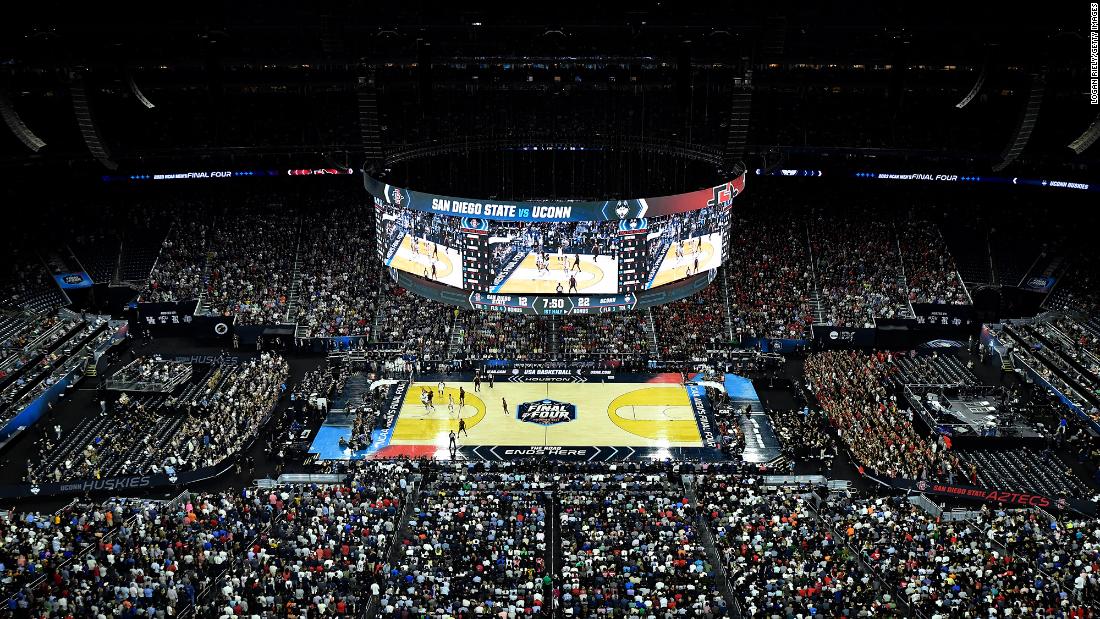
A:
[[368, 174, 744, 296]]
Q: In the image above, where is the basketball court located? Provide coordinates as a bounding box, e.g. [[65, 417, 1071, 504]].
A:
[[648, 232, 723, 289], [494, 252, 618, 294], [308, 372, 752, 462], [385, 235, 462, 287]]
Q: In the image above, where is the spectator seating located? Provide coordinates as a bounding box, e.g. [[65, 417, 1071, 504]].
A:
[[557, 481, 727, 617], [809, 214, 911, 327], [652, 281, 732, 359], [460, 312, 552, 360], [804, 350, 960, 482], [292, 196, 381, 338], [724, 205, 815, 340], [560, 313, 649, 359], [0, 315, 110, 431], [956, 447, 1092, 498], [382, 464, 547, 616], [28, 353, 287, 483], [212, 461, 414, 617], [373, 280, 451, 361], [890, 352, 980, 387], [828, 496, 1097, 617], [898, 220, 971, 305], [0, 247, 67, 314], [698, 475, 894, 617]]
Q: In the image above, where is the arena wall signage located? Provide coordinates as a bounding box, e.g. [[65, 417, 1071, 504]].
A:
[[752, 168, 1098, 193], [101, 170, 281, 182], [910, 303, 978, 330], [0, 463, 234, 500], [810, 325, 876, 349], [886, 476, 1097, 515]]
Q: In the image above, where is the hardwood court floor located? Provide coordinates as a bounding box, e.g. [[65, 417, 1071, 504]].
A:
[[387, 235, 461, 287], [391, 381, 702, 449]]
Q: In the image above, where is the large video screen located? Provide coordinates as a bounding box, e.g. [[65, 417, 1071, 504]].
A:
[[368, 174, 744, 295]]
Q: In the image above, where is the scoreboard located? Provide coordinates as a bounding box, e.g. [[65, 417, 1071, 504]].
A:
[[468, 292, 638, 315], [369, 173, 745, 311]]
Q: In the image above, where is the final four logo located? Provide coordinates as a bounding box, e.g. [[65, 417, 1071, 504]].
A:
[[517, 399, 577, 426]]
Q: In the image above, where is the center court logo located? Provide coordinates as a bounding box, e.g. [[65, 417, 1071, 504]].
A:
[[517, 399, 577, 426]]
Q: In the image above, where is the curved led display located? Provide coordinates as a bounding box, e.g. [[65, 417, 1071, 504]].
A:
[[367, 173, 744, 298]]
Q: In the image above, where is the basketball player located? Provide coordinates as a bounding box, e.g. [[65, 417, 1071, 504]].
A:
[[571, 254, 581, 272], [568, 274, 578, 294], [430, 262, 437, 280], [459, 386, 465, 408], [458, 418, 468, 437], [675, 241, 683, 260], [432, 243, 439, 259], [448, 392, 455, 414], [556, 282, 564, 294], [502, 397, 508, 416], [473, 374, 481, 392], [693, 255, 699, 274]]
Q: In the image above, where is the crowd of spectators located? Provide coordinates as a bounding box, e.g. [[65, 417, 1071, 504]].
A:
[[292, 197, 382, 338], [141, 198, 298, 325], [28, 353, 287, 483], [461, 312, 551, 360], [652, 281, 732, 360], [557, 480, 727, 617], [0, 498, 139, 602], [559, 313, 649, 359], [898, 220, 971, 305], [1, 459, 1098, 617], [804, 350, 961, 482], [810, 215, 911, 327], [724, 208, 815, 340], [197, 205, 299, 324], [381, 463, 548, 616], [830, 496, 1100, 616], [373, 280, 452, 361], [142, 219, 212, 304], [6, 492, 276, 617], [213, 460, 414, 617], [698, 475, 894, 617]]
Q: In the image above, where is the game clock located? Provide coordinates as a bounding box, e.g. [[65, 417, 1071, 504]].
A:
[[468, 292, 638, 315]]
